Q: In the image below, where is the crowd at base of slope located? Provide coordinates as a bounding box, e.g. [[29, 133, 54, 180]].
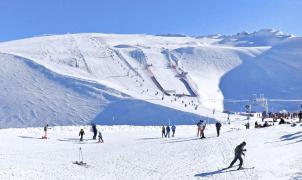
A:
[[36, 110, 302, 171]]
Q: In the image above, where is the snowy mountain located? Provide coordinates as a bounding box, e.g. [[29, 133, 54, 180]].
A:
[[217, 29, 294, 47], [0, 29, 301, 127]]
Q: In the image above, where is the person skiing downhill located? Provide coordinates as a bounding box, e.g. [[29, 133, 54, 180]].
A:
[[229, 141, 247, 170], [79, 129, 85, 141], [215, 122, 222, 137], [42, 124, 50, 139], [91, 124, 97, 140], [98, 131, 104, 143], [171, 125, 176, 137], [161, 126, 166, 138], [166, 125, 171, 138]]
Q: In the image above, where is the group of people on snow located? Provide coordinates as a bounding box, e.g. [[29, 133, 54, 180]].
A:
[[42, 123, 104, 143], [78, 124, 104, 143], [161, 125, 176, 138], [197, 120, 222, 138]]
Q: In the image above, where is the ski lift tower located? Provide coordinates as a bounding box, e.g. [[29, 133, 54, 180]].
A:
[[256, 94, 269, 113]]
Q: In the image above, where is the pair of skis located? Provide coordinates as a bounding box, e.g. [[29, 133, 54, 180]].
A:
[[72, 147, 91, 168], [221, 166, 255, 172]]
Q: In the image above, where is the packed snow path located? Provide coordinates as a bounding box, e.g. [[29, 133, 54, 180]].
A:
[[1, 122, 302, 179]]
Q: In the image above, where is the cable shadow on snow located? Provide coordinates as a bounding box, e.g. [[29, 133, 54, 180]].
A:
[[57, 138, 83, 142], [136, 137, 163, 141], [18, 136, 42, 140], [161, 137, 215, 144], [57, 138, 98, 144]]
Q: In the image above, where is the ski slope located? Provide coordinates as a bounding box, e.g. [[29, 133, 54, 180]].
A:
[[1, 116, 302, 179], [0, 29, 301, 127]]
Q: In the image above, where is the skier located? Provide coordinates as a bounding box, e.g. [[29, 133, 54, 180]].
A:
[[166, 125, 171, 138], [215, 121, 222, 137], [200, 120, 206, 139], [42, 124, 50, 139], [79, 129, 85, 141], [98, 131, 104, 143], [161, 126, 166, 138], [171, 125, 176, 137], [227, 112, 231, 125], [197, 120, 202, 137], [228, 141, 247, 170], [298, 111, 302, 123], [245, 122, 250, 129], [262, 111, 266, 122], [91, 124, 97, 140], [255, 121, 259, 128]]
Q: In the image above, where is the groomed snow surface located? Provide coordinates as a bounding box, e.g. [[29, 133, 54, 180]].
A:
[[1, 117, 302, 180]]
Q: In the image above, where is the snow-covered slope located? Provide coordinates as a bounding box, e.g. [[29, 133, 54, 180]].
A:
[[1, 117, 302, 179], [0, 29, 301, 127], [0, 53, 202, 128]]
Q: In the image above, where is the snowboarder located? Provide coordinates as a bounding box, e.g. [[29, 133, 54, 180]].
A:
[[215, 122, 222, 137], [161, 126, 166, 138], [298, 111, 302, 123], [229, 141, 247, 170], [98, 131, 104, 143], [197, 120, 202, 137], [166, 125, 171, 138], [42, 124, 50, 139], [79, 129, 85, 141], [91, 124, 97, 140], [171, 125, 176, 137]]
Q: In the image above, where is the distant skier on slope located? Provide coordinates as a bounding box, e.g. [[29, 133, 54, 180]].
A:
[[171, 125, 176, 137], [98, 131, 104, 143], [197, 120, 202, 137], [161, 126, 166, 138], [166, 125, 171, 138], [200, 120, 206, 139], [42, 124, 50, 139], [298, 111, 302, 123], [245, 122, 250, 129], [79, 129, 85, 141], [215, 122, 222, 137], [91, 124, 98, 140], [228, 141, 247, 170]]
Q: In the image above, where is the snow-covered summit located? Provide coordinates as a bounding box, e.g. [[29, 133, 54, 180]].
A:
[[217, 29, 294, 47]]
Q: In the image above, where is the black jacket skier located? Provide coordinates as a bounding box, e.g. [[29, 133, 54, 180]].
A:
[[299, 111, 302, 123], [229, 141, 247, 170], [215, 122, 222, 137], [92, 124, 98, 140], [79, 129, 85, 141], [166, 126, 171, 138]]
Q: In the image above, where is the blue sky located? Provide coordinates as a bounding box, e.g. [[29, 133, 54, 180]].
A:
[[0, 0, 301, 42]]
